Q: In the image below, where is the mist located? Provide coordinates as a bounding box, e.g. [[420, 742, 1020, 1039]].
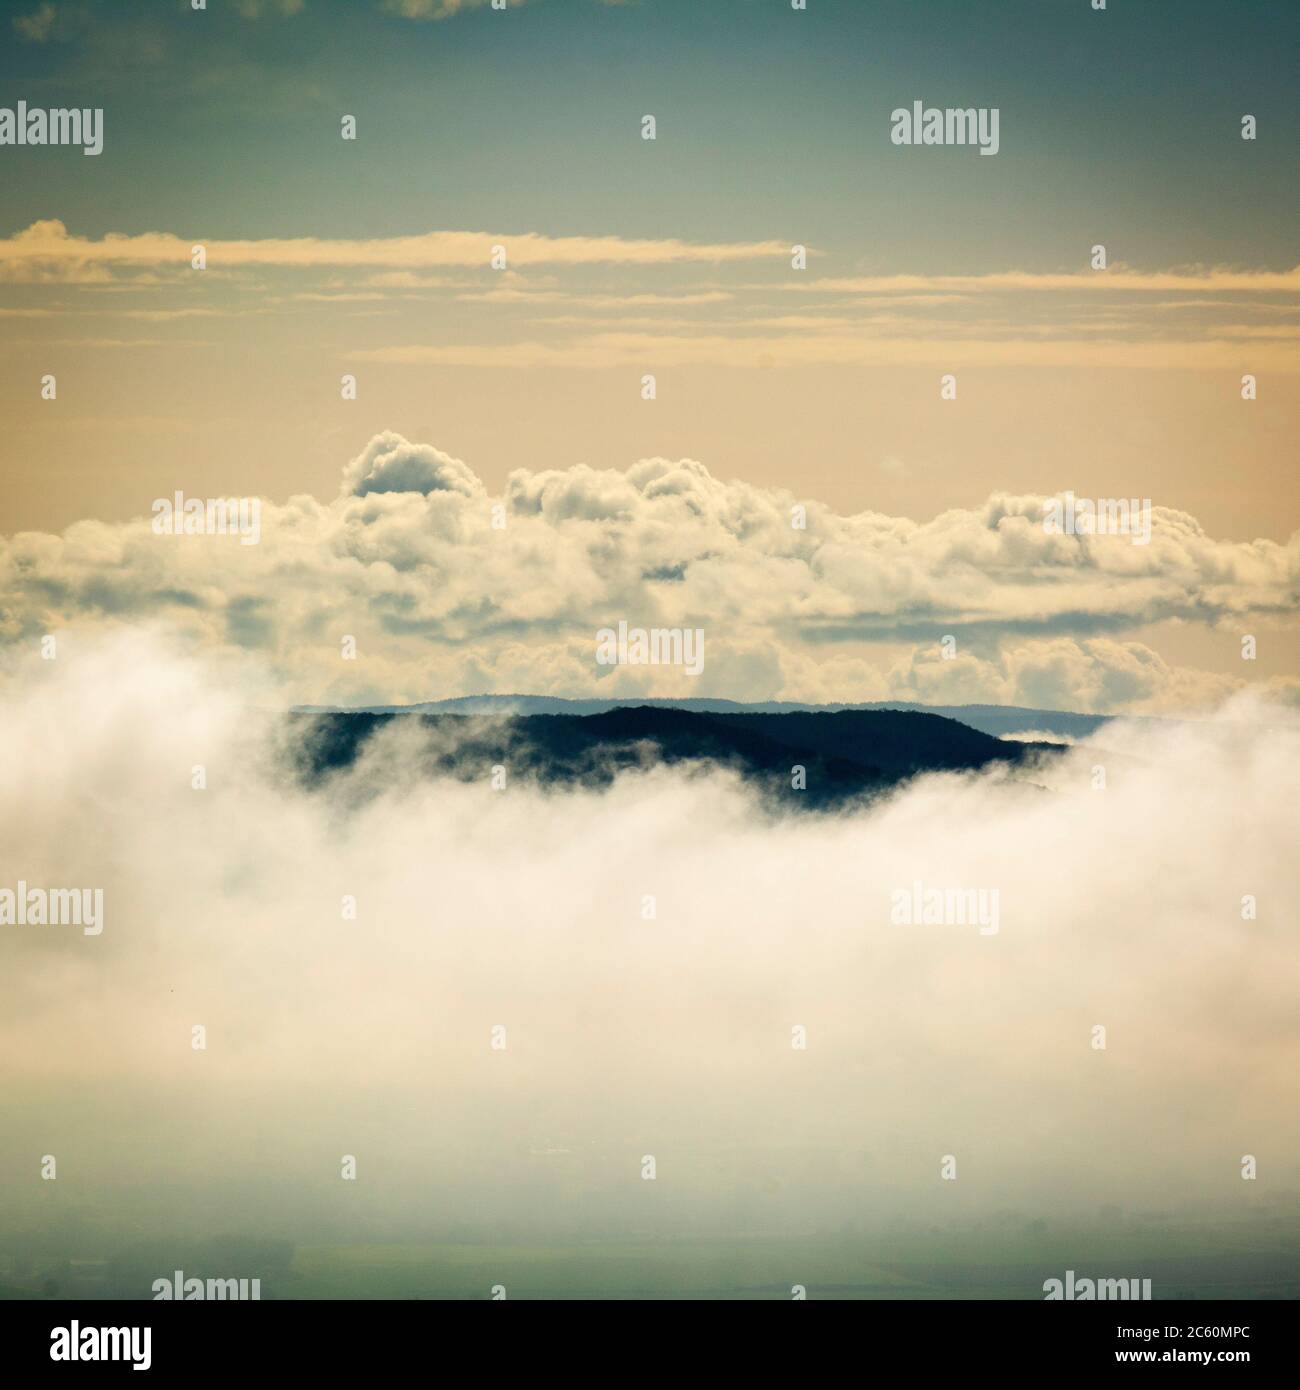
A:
[[1, 629, 1297, 1268]]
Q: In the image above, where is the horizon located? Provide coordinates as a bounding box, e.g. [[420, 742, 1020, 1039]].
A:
[[290, 691, 1148, 719]]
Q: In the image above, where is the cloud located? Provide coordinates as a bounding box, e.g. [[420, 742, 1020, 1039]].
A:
[[0, 220, 789, 274], [883, 638, 1248, 714], [341, 432, 485, 499], [796, 267, 1300, 296], [356, 329, 1300, 371], [234, 0, 306, 16], [1, 434, 1294, 713], [13, 2, 57, 42], [8, 225, 1293, 368], [0, 632, 1297, 1245], [382, 0, 526, 14]]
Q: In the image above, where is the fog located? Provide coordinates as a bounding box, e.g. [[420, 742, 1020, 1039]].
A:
[[1, 629, 1297, 1255]]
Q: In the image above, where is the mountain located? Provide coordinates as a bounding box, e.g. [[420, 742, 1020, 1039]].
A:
[[287, 705, 1064, 809], [291, 693, 1147, 741]]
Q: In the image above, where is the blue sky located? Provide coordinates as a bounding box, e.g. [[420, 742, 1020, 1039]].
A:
[[3, 0, 1296, 269]]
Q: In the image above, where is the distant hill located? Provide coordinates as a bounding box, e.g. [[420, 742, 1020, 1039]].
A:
[[287, 705, 1064, 809], [292, 694, 1160, 741]]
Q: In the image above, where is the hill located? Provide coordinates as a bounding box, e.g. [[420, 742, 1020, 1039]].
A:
[[287, 705, 1062, 808]]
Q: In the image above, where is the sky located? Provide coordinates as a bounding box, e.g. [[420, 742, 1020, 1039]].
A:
[[2, 0, 1299, 1283], [0, 0, 1297, 711]]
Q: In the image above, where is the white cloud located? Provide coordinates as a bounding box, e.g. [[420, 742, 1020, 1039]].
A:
[[1, 434, 1294, 712], [340, 432, 485, 499], [0, 220, 789, 275], [0, 633, 1296, 1235]]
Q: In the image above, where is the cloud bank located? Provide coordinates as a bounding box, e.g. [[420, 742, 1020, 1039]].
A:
[[2, 432, 1296, 713], [1, 634, 1296, 1247]]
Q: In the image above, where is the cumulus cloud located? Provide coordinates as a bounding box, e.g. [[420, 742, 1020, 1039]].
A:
[[884, 639, 1250, 714], [341, 433, 484, 499], [1, 633, 1297, 1249], [1, 433, 1295, 712]]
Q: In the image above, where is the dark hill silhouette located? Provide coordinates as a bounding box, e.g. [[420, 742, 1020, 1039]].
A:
[[292, 693, 1151, 741], [287, 705, 1060, 809]]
